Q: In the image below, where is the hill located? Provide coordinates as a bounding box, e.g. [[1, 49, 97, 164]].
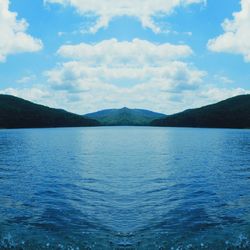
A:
[[85, 107, 166, 126], [0, 94, 99, 129], [151, 95, 250, 129]]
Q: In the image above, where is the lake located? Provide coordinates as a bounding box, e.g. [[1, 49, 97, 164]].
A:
[[0, 127, 250, 249]]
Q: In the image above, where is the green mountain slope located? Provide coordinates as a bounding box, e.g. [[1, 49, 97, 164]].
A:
[[85, 107, 166, 126], [0, 94, 99, 129], [151, 94, 250, 129]]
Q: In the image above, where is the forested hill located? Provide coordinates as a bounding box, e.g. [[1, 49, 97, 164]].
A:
[[85, 107, 166, 126], [151, 95, 250, 129], [0, 94, 99, 129]]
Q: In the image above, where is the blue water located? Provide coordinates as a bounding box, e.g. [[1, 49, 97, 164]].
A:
[[0, 127, 250, 249]]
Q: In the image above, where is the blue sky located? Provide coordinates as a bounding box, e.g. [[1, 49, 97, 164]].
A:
[[0, 0, 249, 114]]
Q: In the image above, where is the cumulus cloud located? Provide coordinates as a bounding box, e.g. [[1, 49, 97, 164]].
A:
[[58, 39, 193, 65], [44, 0, 205, 33], [46, 39, 205, 93], [45, 61, 205, 92], [0, 0, 43, 62], [208, 0, 250, 62]]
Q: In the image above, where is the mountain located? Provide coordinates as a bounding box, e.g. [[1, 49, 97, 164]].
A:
[[0, 94, 99, 129], [151, 94, 250, 129], [85, 107, 166, 126]]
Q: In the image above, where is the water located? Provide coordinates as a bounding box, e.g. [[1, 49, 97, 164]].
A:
[[0, 127, 250, 250]]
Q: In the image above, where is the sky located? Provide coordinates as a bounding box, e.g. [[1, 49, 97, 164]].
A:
[[0, 0, 250, 114]]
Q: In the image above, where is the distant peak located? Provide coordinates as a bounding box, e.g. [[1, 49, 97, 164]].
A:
[[84, 107, 166, 126], [121, 107, 130, 111]]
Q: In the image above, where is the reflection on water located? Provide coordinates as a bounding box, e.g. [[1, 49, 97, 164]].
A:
[[0, 127, 250, 249]]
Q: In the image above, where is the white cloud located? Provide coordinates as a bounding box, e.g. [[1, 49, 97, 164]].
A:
[[46, 39, 205, 93], [208, 0, 250, 62], [45, 61, 205, 91], [0, 0, 43, 62], [58, 39, 193, 65], [44, 0, 205, 33], [38, 39, 208, 113]]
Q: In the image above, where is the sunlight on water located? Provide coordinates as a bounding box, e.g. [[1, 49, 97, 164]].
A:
[[0, 127, 250, 249]]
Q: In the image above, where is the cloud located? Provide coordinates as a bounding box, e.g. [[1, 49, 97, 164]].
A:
[[45, 61, 205, 91], [34, 39, 210, 113], [208, 0, 250, 62], [44, 0, 205, 33], [46, 39, 205, 93], [0, 0, 43, 62], [58, 39, 193, 65], [37, 39, 249, 114]]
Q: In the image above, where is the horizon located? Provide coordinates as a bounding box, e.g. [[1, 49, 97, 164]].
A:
[[0, 0, 250, 115], [1, 2, 250, 248], [2, 92, 250, 117]]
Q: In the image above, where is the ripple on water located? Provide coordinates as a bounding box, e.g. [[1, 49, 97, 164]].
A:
[[0, 127, 250, 249]]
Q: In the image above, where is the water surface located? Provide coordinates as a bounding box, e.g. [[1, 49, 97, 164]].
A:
[[0, 127, 250, 249]]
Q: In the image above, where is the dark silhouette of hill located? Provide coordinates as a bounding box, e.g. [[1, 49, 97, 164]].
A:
[[151, 95, 250, 129], [0, 94, 99, 129]]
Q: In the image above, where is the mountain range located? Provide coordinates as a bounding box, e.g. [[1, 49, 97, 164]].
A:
[[85, 107, 166, 126], [151, 94, 250, 129], [0, 94, 250, 129]]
